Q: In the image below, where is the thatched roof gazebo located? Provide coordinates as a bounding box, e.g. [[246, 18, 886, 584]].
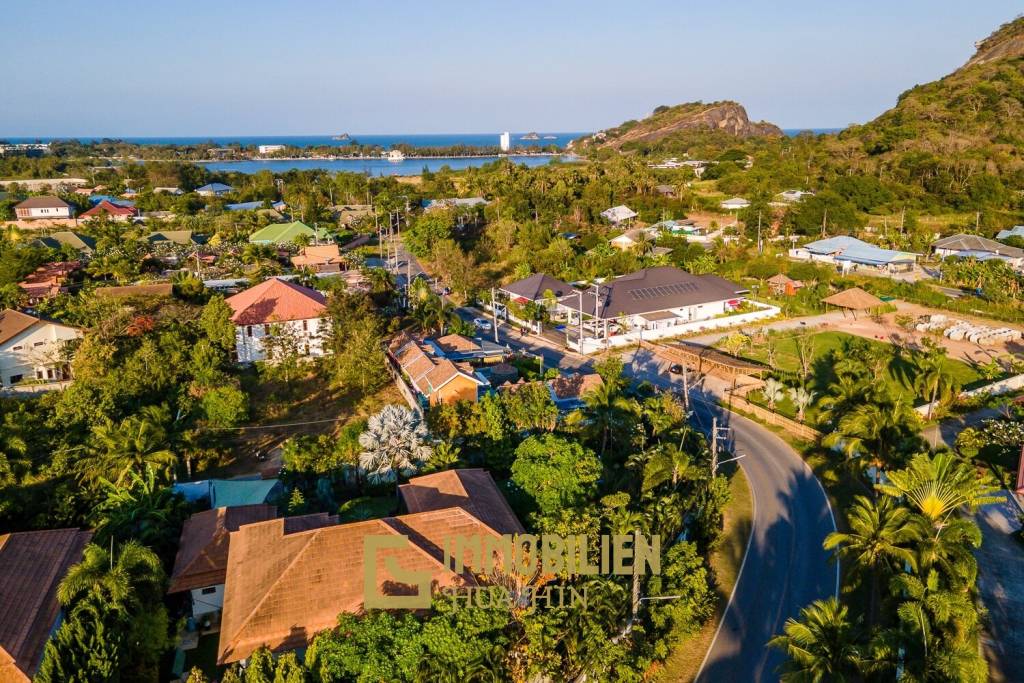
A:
[[821, 287, 885, 318]]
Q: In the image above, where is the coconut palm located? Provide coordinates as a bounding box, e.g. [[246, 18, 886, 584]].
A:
[[763, 378, 785, 413], [769, 597, 863, 682], [57, 540, 165, 610], [583, 379, 639, 456], [81, 408, 177, 487], [824, 394, 920, 483], [641, 443, 693, 492], [788, 386, 816, 423], [914, 346, 960, 420], [876, 452, 1000, 532], [358, 404, 433, 485], [823, 496, 918, 625]]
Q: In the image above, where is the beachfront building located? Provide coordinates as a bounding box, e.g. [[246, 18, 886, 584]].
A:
[[257, 144, 286, 155], [789, 236, 918, 273], [226, 279, 327, 363], [555, 266, 778, 353], [500, 131, 511, 151], [600, 205, 637, 225], [932, 233, 1024, 270], [14, 196, 73, 220], [196, 183, 234, 197], [0, 310, 81, 387]]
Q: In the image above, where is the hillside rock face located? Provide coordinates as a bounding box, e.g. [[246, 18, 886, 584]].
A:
[[581, 101, 782, 150], [965, 16, 1024, 68]]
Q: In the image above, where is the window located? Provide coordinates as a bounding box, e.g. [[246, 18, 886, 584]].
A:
[[33, 341, 45, 347], [302, 320, 308, 331], [11, 345, 22, 351], [36, 370, 44, 379], [263, 324, 270, 335], [8, 374, 23, 384], [200, 586, 217, 595], [246, 326, 252, 337]]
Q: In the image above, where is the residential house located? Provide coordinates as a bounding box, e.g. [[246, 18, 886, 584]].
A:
[[556, 266, 775, 352], [426, 334, 507, 364], [654, 184, 677, 198], [600, 205, 637, 225], [147, 230, 205, 246], [18, 261, 81, 303], [87, 194, 133, 207], [216, 469, 521, 664], [790, 236, 918, 273], [248, 221, 329, 245], [225, 201, 266, 212], [14, 196, 73, 220], [226, 278, 327, 363], [766, 273, 804, 296], [422, 197, 488, 210], [290, 244, 347, 274], [500, 273, 574, 305], [331, 204, 372, 226], [995, 226, 1024, 241], [932, 233, 1024, 270], [153, 186, 184, 195], [79, 199, 139, 222], [196, 183, 234, 197], [30, 231, 96, 256], [0, 310, 80, 387], [168, 505, 278, 618], [0, 529, 92, 682], [719, 197, 750, 211], [610, 227, 661, 252], [780, 190, 814, 203], [547, 372, 604, 411], [387, 332, 487, 407]]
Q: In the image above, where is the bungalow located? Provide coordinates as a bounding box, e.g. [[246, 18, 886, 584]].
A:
[[766, 273, 804, 296], [216, 469, 521, 664], [995, 226, 1024, 241], [18, 261, 81, 303], [422, 197, 488, 210], [654, 184, 677, 198], [87, 194, 133, 207], [225, 200, 266, 212], [600, 205, 637, 225], [153, 186, 184, 195], [0, 528, 93, 682], [196, 183, 234, 197], [226, 279, 327, 363], [932, 233, 1024, 270], [780, 190, 814, 203], [790, 236, 918, 273], [547, 372, 604, 411], [719, 197, 750, 211], [610, 227, 660, 252], [147, 230, 205, 246], [387, 332, 488, 407], [426, 334, 507, 364], [0, 310, 81, 387], [30, 231, 96, 256], [556, 266, 774, 352], [498, 273, 574, 331], [14, 196, 73, 220], [80, 199, 139, 222], [290, 244, 347, 274], [248, 220, 329, 245], [168, 504, 278, 618]]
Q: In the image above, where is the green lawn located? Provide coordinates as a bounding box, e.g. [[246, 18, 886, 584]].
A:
[[722, 331, 987, 425], [338, 495, 397, 522]]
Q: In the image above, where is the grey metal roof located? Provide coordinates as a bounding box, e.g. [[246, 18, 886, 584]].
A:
[[501, 273, 574, 301], [932, 233, 1024, 259]]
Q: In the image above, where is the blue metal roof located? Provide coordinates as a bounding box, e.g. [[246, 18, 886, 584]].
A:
[[89, 194, 135, 207], [804, 236, 915, 265], [225, 200, 265, 211], [209, 478, 280, 508], [197, 182, 233, 192]]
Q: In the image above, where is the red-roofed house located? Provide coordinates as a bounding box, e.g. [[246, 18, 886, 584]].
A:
[[79, 200, 139, 222], [225, 278, 327, 363], [17, 261, 81, 303]]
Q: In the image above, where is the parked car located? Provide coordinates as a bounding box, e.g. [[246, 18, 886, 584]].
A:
[[473, 317, 493, 332], [669, 364, 684, 375]]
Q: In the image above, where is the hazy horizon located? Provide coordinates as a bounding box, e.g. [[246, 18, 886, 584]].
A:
[[2, 1, 1020, 136]]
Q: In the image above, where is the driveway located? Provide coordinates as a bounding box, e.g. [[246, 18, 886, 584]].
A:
[[975, 492, 1024, 683]]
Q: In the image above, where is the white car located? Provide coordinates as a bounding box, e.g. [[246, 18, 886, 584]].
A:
[[473, 317, 493, 332]]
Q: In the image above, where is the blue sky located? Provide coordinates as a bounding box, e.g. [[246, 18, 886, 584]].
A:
[[1, 1, 1020, 136]]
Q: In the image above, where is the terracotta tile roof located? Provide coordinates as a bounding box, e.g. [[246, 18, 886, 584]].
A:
[[0, 529, 92, 682], [549, 373, 604, 401], [387, 332, 484, 397], [0, 310, 41, 346], [225, 278, 326, 325], [168, 505, 277, 594], [399, 468, 525, 536], [80, 199, 138, 218], [433, 334, 479, 353], [217, 510, 482, 664]]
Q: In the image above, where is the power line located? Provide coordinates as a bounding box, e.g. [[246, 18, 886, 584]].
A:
[[204, 416, 348, 432]]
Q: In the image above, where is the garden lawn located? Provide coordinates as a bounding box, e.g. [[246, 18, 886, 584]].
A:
[[724, 331, 985, 425]]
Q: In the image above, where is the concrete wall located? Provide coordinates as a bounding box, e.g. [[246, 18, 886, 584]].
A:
[[915, 373, 1024, 416]]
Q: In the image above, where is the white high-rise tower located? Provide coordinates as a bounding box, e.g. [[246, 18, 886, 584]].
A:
[[499, 131, 511, 152]]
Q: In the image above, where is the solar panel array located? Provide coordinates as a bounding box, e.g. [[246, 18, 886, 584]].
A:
[[628, 282, 699, 300]]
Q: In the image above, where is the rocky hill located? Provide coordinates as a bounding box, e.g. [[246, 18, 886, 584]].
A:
[[575, 101, 782, 151]]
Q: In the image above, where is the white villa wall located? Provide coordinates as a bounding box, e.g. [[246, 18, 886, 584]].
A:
[[190, 584, 225, 617], [234, 317, 324, 363], [915, 373, 1024, 416], [0, 322, 81, 386]]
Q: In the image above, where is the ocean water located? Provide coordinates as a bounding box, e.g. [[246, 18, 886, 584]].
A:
[[198, 155, 571, 176], [2, 132, 585, 149]]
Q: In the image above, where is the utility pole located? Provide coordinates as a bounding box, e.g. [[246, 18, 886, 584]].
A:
[[820, 207, 827, 238], [756, 211, 763, 254], [490, 287, 499, 343], [710, 416, 719, 476], [681, 366, 689, 411]]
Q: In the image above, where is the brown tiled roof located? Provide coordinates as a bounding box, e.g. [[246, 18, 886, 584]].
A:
[[168, 505, 277, 594], [399, 469, 525, 536], [0, 310, 40, 346], [0, 529, 92, 682], [226, 279, 326, 326], [80, 200, 138, 218], [14, 196, 70, 210], [433, 334, 480, 353], [217, 509, 489, 664], [549, 373, 604, 401], [387, 333, 483, 397]]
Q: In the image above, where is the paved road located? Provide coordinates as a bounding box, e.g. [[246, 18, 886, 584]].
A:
[[975, 492, 1024, 683]]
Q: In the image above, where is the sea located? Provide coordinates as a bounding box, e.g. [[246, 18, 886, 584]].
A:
[[2, 129, 841, 175]]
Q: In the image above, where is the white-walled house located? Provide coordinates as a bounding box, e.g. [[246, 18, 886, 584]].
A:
[[225, 278, 327, 363], [0, 310, 81, 387], [14, 196, 74, 220]]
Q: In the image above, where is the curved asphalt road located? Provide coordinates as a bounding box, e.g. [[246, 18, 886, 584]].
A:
[[690, 396, 838, 683]]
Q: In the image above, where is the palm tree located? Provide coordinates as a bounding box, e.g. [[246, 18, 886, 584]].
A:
[[763, 377, 785, 413], [93, 466, 183, 556], [816, 374, 871, 427], [358, 404, 433, 485], [82, 409, 177, 487], [57, 540, 165, 610], [641, 443, 693, 492], [914, 346, 960, 420], [769, 597, 863, 682], [823, 496, 918, 625], [583, 380, 639, 456], [824, 394, 920, 484], [789, 386, 816, 423]]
